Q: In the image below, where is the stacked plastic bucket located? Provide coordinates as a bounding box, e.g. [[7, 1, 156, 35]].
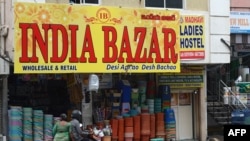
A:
[[147, 80, 156, 99], [141, 113, 150, 141], [147, 99, 154, 114], [158, 85, 171, 111], [44, 114, 54, 140], [165, 108, 176, 141], [131, 89, 139, 109], [110, 118, 118, 141], [137, 81, 147, 106], [150, 114, 156, 139], [9, 106, 23, 141], [244, 110, 250, 125], [118, 118, 124, 141], [33, 110, 44, 141], [133, 115, 141, 141], [150, 138, 164, 141], [23, 107, 33, 141], [231, 110, 244, 125], [121, 85, 131, 115], [124, 117, 133, 141], [155, 113, 165, 138], [154, 98, 162, 113]]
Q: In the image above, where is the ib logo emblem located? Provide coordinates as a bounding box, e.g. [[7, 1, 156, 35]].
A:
[[96, 8, 111, 23]]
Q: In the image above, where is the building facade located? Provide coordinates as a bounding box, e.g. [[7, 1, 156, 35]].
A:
[[0, 0, 230, 141]]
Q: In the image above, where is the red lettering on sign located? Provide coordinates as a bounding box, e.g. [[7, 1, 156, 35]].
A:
[[19, 23, 97, 63], [102, 26, 118, 63], [134, 27, 147, 63], [102, 26, 178, 63], [19, 23, 177, 64], [163, 28, 178, 63], [118, 26, 133, 62]]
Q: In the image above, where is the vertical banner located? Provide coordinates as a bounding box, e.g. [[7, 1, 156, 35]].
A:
[[14, 2, 180, 73], [180, 15, 205, 60]]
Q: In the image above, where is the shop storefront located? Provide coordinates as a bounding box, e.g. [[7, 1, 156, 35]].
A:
[[7, 2, 208, 141]]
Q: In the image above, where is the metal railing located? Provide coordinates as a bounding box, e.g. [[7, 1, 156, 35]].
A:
[[207, 80, 248, 125], [219, 80, 248, 111]]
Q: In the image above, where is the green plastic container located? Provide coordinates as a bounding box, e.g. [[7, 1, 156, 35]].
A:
[[150, 138, 164, 141]]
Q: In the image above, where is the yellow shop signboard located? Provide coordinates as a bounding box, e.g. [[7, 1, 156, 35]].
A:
[[14, 2, 180, 73]]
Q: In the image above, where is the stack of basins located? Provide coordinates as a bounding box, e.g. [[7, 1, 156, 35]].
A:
[[124, 117, 133, 141], [118, 118, 124, 141], [141, 113, 150, 141], [231, 110, 245, 125], [165, 108, 176, 141], [44, 114, 53, 141], [155, 112, 165, 138], [137, 81, 147, 106], [23, 107, 33, 141], [131, 88, 139, 109], [158, 85, 171, 111], [154, 98, 162, 113], [147, 99, 154, 114], [244, 110, 250, 125], [9, 106, 23, 141], [150, 138, 165, 141], [133, 115, 141, 141], [146, 80, 156, 99], [110, 118, 118, 141], [150, 114, 156, 139], [33, 110, 44, 141], [121, 85, 131, 115]]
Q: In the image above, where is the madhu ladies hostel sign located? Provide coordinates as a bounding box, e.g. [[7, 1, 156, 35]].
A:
[[14, 2, 180, 73]]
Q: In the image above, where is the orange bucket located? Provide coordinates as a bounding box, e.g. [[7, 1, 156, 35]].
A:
[[102, 136, 111, 141], [118, 118, 124, 141], [150, 114, 156, 138], [124, 126, 134, 138], [110, 119, 118, 137], [124, 117, 133, 127], [141, 113, 150, 135], [133, 115, 141, 139], [141, 135, 150, 141]]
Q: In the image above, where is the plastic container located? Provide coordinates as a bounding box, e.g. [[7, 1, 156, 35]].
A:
[[165, 108, 176, 140], [141, 113, 150, 135], [133, 115, 141, 140], [102, 136, 111, 141], [150, 138, 164, 141], [231, 110, 244, 125], [158, 85, 171, 100], [118, 118, 124, 141], [147, 80, 156, 98], [150, 114, 156, 138], [244, 110, 250, 125]]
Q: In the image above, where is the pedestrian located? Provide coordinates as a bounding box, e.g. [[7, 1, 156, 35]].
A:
[[53, 113, 72, 141]]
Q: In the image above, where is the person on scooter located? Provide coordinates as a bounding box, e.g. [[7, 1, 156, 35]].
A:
[[70, 110, 85, 141]]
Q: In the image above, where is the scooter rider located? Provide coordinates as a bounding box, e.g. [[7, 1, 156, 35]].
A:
[[70, 110, 86, 141]]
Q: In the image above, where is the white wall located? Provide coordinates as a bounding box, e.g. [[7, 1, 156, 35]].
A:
[[209, 0, 231, 64]]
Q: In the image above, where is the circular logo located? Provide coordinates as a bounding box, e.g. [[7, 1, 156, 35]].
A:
[[96, 8, 111, 23]]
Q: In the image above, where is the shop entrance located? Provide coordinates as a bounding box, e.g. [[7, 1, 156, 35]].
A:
[[171, 89, 194, 140]]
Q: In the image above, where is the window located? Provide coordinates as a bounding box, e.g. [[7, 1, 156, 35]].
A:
[[70, 0, 99, 4], [145, 0, 183, 9]]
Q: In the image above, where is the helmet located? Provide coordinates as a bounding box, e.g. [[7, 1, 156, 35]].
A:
[[71, 110, 82, 120], [60, 113, 67, 121]]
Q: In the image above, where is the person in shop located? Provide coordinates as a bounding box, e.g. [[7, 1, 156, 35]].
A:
[[70, 109, 92, 141], [88, 122, 104, 141], [52, 113, 72, 141]]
